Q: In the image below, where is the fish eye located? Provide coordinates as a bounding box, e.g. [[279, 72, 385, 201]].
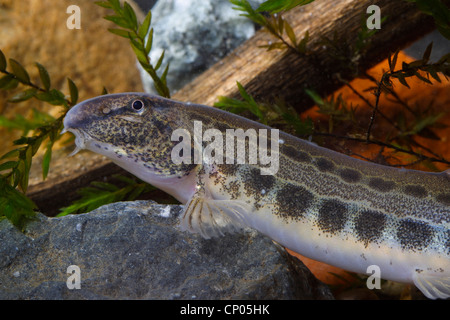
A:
[[131, 99, 144, 111]]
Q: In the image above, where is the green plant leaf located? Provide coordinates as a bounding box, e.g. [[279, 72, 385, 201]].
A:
[[422, 42, 433, 63], [0, 74, 19, 90], [8, 88, 37, 103], [104, 15, 130, 29], [145, 28, 154, 55], [94, 1, 113, 9], [67, 78, 79, 105], [154, 50, 165, 71], [257, 0, 314, 13], [0, 50, 6, 71], [42, 141, 53, 180], [0, 177, 37, 230], [108, 28, 132, 38], [138, 11, 152, 39], [0, 161, 17, 172], [35, 62, 51, 90], [123, 2, 137, 27], [9, 59, 30, 83], [284, 20, 297, 46]]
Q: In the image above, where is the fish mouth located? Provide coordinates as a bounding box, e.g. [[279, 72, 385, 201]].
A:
[[61, 126, 89, 157]]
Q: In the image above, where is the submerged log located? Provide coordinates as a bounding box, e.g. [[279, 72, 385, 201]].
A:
[[27, 0, 437, 215]]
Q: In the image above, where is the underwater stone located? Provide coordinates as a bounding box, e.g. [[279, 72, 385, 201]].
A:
[[0, 200, 333, 300]]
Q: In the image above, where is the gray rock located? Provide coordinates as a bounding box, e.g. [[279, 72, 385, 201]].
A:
[[0, 200, 333, 300], [139, 0, 265, 94]]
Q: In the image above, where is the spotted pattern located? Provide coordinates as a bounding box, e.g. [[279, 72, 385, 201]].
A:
[[276, 183, 314, 221], [436, 193, 450, 206], [243, 167, 275, 196], [368, 178, 396, 192], [354, 210, 386, 247], [404, 185, 428, 198], [317, 199, 347, 234], [338, 168, 362, 183], [282, 145, 312, 163], [315, 158, 335, 172], [396, 219, 434, 251]]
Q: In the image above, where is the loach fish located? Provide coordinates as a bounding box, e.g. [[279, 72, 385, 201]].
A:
[[63, 93, 450, 299]]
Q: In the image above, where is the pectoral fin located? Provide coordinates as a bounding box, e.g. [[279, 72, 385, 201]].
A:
[[180, 196, 253, 239], [412, 269, 450, 300]]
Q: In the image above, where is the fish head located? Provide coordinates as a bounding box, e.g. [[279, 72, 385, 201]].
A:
[[62, 93, 198, 202]]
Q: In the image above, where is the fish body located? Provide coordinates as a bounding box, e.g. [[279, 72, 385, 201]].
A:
[[63, 93, 450, 299]]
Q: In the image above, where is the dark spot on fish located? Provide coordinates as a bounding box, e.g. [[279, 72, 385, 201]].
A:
[[339, 168, 361, 183], [95, 144, 101, 149], [315, 158, 335, 172], [436, 193, 450, 206], [404, 185, 428, 198], [368, 178, 395, 192], [396, 219, 434, 251], [217, 163, 238, 177], [276, 183, 314, 221], [354, 210, 386, 247], [243, 167, 275, 196], [282, 145, 312, 163], [317, 199, 347, 234]]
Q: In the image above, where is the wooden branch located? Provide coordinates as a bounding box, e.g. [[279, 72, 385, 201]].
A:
[[27, 0, 437, 215], [174, 0, 435, 109]]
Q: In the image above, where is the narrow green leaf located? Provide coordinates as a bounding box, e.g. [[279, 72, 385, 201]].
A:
[[154, 50, 165, 71], [284, 20, 297, 46], [422, 42, 433, 63], [123, 2, 138, 28], [94, 1, 113, 9], [0, 148, 21, 160], [90, 181, 120, 192], [414, 71, 432, 84], [108, 0, 121, 12], [42, 141, 53, 180], [35, 62, 51, 90], [427, 68, 442, 83], [108, 28, 132, 38], [104, 15, 130, 29], [131, 40, 148, 64], [0, 50, 6, 71], [257, 0, 315, 13], [396, 74, 410, 88], [9, 59, 30, 83], [0, 178, 37, 230], [18, 146, 33, 193], [305, 88, 324, 105], [145, 28, 154, 55], [260, 41, 286, 51], [0, 74, 16, 89], [35, 89, 67, 106], [67, 78, 79, 105], [389, 50, 399, 72], [8, 88, 37, 103], [138, 11, 152, 39], [0, 161, 17, 172], [161, 63, 170, 89]]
